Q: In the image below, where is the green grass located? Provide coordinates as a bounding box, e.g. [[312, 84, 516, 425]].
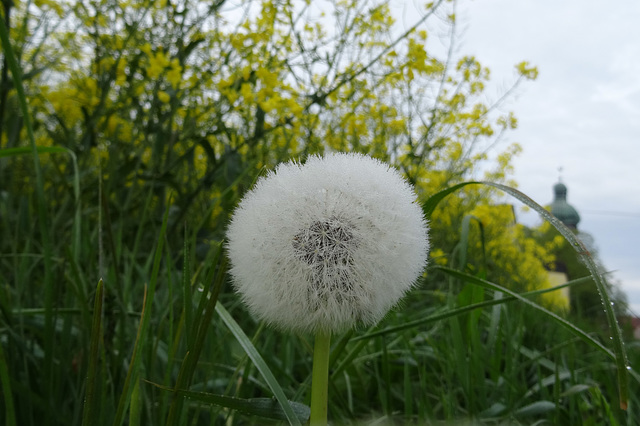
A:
[[1, 161, 639, 424]]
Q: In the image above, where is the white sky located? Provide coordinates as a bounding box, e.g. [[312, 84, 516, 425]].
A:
[[453, 0, 640, 314]]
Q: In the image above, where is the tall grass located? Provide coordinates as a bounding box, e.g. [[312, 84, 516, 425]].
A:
[[2, 150, 638, 425], [1, 15, 639, 426]]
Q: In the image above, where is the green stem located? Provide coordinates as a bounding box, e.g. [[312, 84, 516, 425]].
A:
[[310, 331, 331, 426]]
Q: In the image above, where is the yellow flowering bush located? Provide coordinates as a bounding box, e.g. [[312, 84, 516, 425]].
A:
[[3, 0, 545, 302]]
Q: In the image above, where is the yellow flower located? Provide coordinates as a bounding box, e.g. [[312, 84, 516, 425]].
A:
[[115, 61, 127, 86], [430, 248, 448, 266], [147, 49, 170, 79], [158, 91, 170, 103], [240, 82, 253, 101], [166, 59, 182, 89]]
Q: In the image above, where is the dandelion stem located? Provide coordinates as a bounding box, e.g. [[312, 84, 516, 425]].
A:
[[310, 330, 331, 425]]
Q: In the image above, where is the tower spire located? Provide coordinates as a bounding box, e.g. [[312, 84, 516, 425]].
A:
[[550, 178, 580, 230]]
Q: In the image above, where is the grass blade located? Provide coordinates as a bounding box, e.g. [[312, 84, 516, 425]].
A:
[[421, 182, 473, 219], [434, 266, 614, 359], [81, 279, 104, 426], [514, 401, 556, 417], [354, 275, 592, 341], [215, 304, 303, 426], [151, 382, 310, 422], [112, 203, 170, 426], [0, 331, 17, 426], [0, 146, 84, 271], [182, 226, 193, 349], [186, 243, 224, 350], [481, 181, 630, 409], [0, 17, 56, 420], [111, 284, 151, 426], [166, 245, 227, 425], [0, 145, 69, 156], [330, 337, 370, 380], [422, 180, 629, 409], [129, 378, 142, 426]]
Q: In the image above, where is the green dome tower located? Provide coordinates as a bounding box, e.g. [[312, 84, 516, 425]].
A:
[[550, 181, 580, 230]]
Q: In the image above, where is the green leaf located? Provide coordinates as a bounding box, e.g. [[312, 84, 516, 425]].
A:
[[421, 181, 476, 219], [150, 382, 310, 422], [129, 379, 142, 426], [81, 279, 104, 426], [0, 145, 70, 157], [560, 384, 592, 397], [515, 401, 556, 417], [0, 330, 17, 426], [182, 226, 193, 349], [481, 402, 506, 417], [215, 304, 302, 426], [457, 214, 486, 272]]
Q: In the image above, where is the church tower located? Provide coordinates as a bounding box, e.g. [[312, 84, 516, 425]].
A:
[[549, 181, 581, 230]]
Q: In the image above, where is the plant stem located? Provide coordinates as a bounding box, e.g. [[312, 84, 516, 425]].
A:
[[310, 330, 331, 426]]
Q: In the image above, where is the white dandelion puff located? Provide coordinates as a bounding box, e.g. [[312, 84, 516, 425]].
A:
[[226, 152, 429, 334]]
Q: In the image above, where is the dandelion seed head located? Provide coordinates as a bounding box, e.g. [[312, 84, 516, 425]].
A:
[[226, 152, 429, 334]]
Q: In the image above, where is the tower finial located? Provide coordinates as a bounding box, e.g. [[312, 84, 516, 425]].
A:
[[550, 176, 580, 229], [558, 166, 564, 182]]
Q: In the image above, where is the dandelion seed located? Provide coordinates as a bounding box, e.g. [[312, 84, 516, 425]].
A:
[[226, 152, 429, 334]]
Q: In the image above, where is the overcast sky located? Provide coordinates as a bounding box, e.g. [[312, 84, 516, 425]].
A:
[[449, 0, 640, 314]]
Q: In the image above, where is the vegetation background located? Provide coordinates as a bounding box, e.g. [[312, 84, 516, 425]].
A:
[[0, 0, 638, 424]]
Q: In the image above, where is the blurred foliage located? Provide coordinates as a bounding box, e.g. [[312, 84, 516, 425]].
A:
[[529, 220, 630, 331]]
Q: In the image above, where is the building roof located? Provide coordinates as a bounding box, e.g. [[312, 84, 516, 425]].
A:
[[550, 182, 581, 229]]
